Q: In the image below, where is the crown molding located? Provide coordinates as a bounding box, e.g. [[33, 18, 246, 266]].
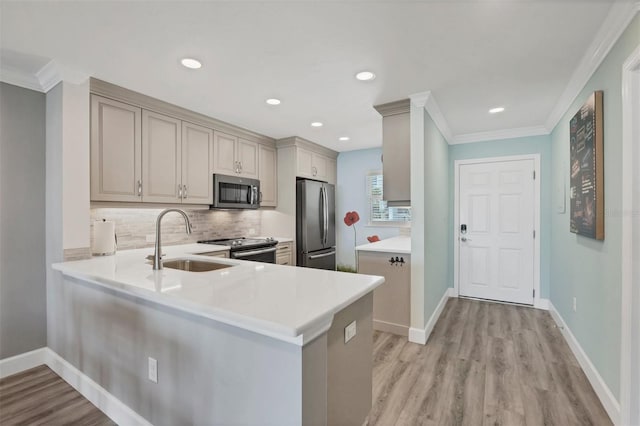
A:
[[0, 66, 43, 92], [373, 99, 410, 116], [451, 125, 550, 145], [544, 1, 640, 131], [276, 136, 338, 158]]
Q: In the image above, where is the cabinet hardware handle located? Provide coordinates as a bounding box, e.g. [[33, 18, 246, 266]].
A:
[[239, 161, 243, 173], [178, 184, 183, 198], [138, 180, 142, 196], [183, 185, 188, 199]]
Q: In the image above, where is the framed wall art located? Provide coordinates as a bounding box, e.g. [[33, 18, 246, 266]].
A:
[[570, 90, 604, 240]]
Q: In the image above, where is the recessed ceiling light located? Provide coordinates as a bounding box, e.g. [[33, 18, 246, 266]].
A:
[[266, 98, 281, 105], [355, 71, 376, 81], [181, 58, 202, 69], [489, 107, 505, 114], [339, 136, 350, 141], [311, 122, 323, 127]]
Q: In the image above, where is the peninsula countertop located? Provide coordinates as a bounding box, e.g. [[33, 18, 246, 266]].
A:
[[52, 244, 384, 346], [355, 236, 411, 254]]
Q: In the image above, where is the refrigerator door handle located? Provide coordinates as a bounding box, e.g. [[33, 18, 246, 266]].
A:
[[309, 250, 336, 260], [322, 186, 328, 246], [320, 186, 326, 245]]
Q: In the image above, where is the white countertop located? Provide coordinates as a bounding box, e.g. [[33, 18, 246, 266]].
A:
[[355, 236, 411, 254], [52, 244, 383, 346]]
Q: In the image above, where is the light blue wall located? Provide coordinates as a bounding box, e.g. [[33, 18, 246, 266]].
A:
[[423, 111, 451, 323], [448, 135, 552, 298], [549, 15, 640, 401], [336, 148, 402, 268]]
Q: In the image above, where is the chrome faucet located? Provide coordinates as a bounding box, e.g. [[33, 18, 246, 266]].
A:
[[153, 208, 192, 270]]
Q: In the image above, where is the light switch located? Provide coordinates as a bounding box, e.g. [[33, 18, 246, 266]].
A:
[[344, 320, 357, 343], [148, 357, 158, 383]]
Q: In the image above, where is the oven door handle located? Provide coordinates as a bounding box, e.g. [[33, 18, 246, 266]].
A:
[[232, 247, 277, 258], [308, 250, 336, 260]]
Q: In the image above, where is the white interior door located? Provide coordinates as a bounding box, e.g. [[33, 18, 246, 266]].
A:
[[458, 159, 535, 305]]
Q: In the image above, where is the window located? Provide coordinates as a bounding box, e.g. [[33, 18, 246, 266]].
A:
[[367, 173, 411, 224]]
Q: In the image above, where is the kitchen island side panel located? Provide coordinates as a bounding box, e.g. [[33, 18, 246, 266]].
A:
[[48, 275, 304, 426]]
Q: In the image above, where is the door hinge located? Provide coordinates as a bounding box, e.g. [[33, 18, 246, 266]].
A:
[[533, 170, 536, 180], [533, 230, 536, 239], [533, 289, 536, 298]]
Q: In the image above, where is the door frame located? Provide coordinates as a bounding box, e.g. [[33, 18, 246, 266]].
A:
[[453, 154, 542, 307], [620, 43, 640, 426]]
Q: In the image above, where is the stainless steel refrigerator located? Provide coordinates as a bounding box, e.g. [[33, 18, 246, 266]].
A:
[[296, 179, 336, 270]]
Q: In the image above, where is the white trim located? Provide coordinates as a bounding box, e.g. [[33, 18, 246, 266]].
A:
[[0, 66, 44, 92], [620, 42, 640, 426], [0, 347, 47, 378], [0, 348, 150, 426], [35, 60, 63, 92], [410, 90, 453, 143], [534, 298, 549, 311], [408, 288, 450, 345], [453, 154, 541, 307], [448, 287, 458, 297], [545, 2, 640, 131], [451, 126, 549, 145], [43, 348, 152, 426], [548, 302, 620, 425]]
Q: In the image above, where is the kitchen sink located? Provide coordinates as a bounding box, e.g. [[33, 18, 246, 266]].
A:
[[162, 259, 232, 272]]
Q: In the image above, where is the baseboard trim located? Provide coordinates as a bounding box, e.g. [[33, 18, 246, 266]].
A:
[[1, 347, 150, 426], [0, 347, 47, 378], [373, 319, 409, 337], [548, 302, 620, 425], [43, 348, 151, 426], [534, 298, 550, 310], [409, 288, 450, 345]]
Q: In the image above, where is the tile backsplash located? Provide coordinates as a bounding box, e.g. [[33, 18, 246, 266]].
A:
[[90, 208, 262, 251]]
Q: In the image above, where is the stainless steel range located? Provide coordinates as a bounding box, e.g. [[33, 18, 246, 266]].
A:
[[198, 237, 278, 263]]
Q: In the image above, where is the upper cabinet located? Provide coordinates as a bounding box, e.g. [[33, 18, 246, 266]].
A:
[[258, 144, 277, 207], [213, 132, 259, 179], [142, 110, 182, 203], [90, 79, 276, 206], [374, 99, 410, 207], [296, 146, 335, 184], [181, 122, 214, 204], [90, 95, 142, 202]]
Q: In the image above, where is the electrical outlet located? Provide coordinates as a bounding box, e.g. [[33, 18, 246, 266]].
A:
[[148, 357, 158, 383], [573, 297, 577, 312], [344, 320, 357, 343], [146, 234, 155, 243]]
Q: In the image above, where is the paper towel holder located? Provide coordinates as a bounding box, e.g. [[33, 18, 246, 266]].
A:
[[92, 219, 117, 256]]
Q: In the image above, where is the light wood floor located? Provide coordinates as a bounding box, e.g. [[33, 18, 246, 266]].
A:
[[366, 297, 612, 426], [0, 365, 114, 425]]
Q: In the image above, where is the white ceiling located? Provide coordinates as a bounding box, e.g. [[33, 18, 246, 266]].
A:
[[0, 1, 620, 151]]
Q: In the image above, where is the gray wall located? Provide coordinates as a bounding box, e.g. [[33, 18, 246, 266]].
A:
[[0, 82, 47, 359]]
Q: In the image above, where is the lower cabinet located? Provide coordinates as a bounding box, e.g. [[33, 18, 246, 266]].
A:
[[357, 251, 410, 336], [276, 242, 293, 265]]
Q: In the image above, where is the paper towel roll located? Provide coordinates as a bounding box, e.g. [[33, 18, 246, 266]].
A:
[[93, 220, 116, 255]]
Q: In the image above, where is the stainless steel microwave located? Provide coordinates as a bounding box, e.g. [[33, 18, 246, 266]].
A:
[[211, 174, 260, 209]]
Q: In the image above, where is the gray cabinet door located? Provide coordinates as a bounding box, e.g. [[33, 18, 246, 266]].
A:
[[90, 95, 142, 202]]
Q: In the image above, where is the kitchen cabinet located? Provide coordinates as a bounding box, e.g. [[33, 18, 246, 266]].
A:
[[357, 250, 410, 336], [258, 144, 277, 207], [142, 110, 183, 203], [142, 113, 213, 204], [296, 147, 332, 183], [276, 242, 293, 265], [213, 132, 259, 179], [90, 95, 142, 202], [374, 99, 410, 206], [197, 250, 229, 258], [181, 122, 214, 204]]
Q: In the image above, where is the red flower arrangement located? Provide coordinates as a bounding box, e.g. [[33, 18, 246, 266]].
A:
[[344, 211, 360, 270]]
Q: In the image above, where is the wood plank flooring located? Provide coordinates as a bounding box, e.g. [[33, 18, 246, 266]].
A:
[[365, 298, 612, 426], [0, 365, 115, 425]]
